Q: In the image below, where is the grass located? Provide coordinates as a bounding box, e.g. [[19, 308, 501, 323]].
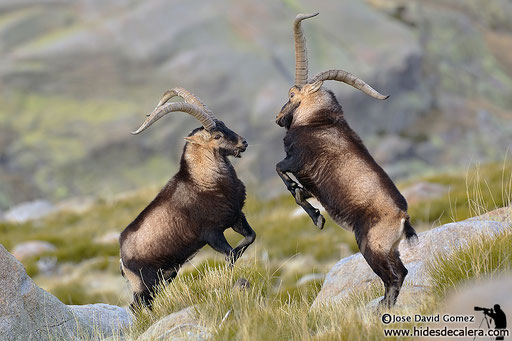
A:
[[0, 161, 510, 317], [0, 187, 355, 305], [125, 168, 511, 340], [405, 162, 511, 225], [428, 228, 512, 298], [127, 261, 434, 341]]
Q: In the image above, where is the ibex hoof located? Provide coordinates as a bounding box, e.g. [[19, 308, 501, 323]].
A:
[[315, 214, 325, 230]]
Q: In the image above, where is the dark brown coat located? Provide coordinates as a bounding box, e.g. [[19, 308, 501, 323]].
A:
[[276, 83, 416, 307], [120, 123, 255, 309]]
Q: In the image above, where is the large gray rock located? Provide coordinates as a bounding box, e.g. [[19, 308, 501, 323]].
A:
[[400, 181, 449, 205], [3, 200, 55, 224], [11, 240, 56, 260], [440, 273, 512, 333], [137, 306, 211, 341], [312, 207, 512, 308], [0, 0, 424, 206], [0, 244, 131, 340]]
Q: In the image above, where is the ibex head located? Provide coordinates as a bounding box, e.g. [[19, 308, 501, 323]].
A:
[[184, 121, 247, 158], [132, 87, 247, 158], [276, 13, 389, 129]]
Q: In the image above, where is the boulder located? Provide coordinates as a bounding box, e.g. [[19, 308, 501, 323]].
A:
[[137, 306, 211, 341], [297, 273, 325, 287], [94, 231, 121, 245], [55, 196, 95, 214], [11, 240, 56, 260], [3, 200, 55, 224], [0, 244, 130, 340], [440, 273, 512, 332], [400, 182, 449, 205], [312, 207, 511, 308], [36, 256, 58, 275]]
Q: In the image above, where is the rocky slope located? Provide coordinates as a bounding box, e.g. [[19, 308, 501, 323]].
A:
[[0, 244, 130, 340], [0, 206, 509, 339], [312, 206, 512, 308], [0, 0, 511, 210]]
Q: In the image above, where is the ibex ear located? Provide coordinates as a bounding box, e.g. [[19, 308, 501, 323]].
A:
[[303, 80, 323, 94]]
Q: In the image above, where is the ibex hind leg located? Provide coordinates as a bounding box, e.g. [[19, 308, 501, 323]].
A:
[[131, 290, 153, 311], [122, 262, 159, 311], [387, 248, 408, 304], [357, 229, 406, 308]]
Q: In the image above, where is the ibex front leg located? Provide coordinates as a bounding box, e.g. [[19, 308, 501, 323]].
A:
[[230, 213, 256, 264], [276, 158, 325, 229]]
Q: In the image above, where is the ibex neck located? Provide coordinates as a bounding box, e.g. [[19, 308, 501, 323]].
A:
[[182, 144, 233, 189]]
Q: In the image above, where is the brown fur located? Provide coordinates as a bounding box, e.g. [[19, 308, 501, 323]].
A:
[[120, 122, 255, 309], [276, 83, 417, 307]]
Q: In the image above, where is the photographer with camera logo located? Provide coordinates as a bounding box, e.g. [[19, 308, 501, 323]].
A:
[[474, 304, 507, 340]]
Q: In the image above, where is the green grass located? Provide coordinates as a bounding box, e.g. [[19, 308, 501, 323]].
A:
[[1, 161, 510, 312], [0, 188, 355, 305], [127, 261, 433, 341], [428, 227, 512, 298], [406, 162, 511, 225]]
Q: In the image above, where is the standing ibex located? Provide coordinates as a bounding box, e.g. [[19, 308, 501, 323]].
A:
[[120, 88, 255, 309], [275, 13, 417, 307]]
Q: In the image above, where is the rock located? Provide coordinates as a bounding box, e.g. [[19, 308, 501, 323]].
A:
[[440, 273, 512, 331], [55, 196, 95, 214], [11, 240, 56, 260], [137, 306, 211, 341], [0, 244, 130, 340], [401, 182, 449, 205], [366, 286, 430, 311], [95, 231, 121, 245], [36, 256, 58, 275], [234, 278, 251, 290], [4, 200, 55, 223], [69, 303, 131, 337], [312, 207, 511, 308], [296, 273, 324, 287], [467, 206, 512, 223]]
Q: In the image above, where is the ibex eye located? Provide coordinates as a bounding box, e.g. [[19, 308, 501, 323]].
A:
[[290, 93, 294, 98], [214, 135, 222, 140]]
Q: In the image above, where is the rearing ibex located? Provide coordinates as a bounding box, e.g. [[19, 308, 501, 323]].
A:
[[275, 13, 417, 307], [120, 87, 255, 309]]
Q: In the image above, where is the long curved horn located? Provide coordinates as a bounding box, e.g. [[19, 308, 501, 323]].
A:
[[309, 69, 389, 100], [294, 12, 319, 86], [131, 102, 216, 135], [155, 87, 218, 121]]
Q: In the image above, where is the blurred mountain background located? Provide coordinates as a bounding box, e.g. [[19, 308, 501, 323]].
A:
[[0, 0, 511, 211]]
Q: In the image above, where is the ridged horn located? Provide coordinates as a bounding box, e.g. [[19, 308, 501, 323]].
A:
[[155, 87, 218, 121], [294, 12, 319, 86], [131, 102, 216, 135], [309, 69, 389, 100]]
